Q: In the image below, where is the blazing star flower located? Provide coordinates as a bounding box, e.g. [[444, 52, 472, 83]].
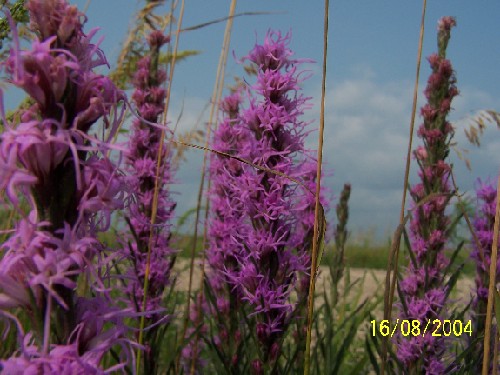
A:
[[205, 30, 328, 371], [206, 89, 249, 296], [0, 0, 129, 371], [396, 17, 458, 373], [2, 296, 134, 373], [79, 156, 125, 234], [120, 30, 176, 374], [122, 30, 176, 321], [236, 31, 325, 363], [180, 292, 209, 375], [469, 177, 500, 373], [179, 90, 249, 373]]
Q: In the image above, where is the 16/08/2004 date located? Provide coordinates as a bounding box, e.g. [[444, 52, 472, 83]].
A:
[[370, 319, 472, 338]]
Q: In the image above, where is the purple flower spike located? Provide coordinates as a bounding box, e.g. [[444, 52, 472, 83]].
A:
[[469, 177, 500, 373], [0, 0, 131, 372], [121, 31, 176, 373], [204, 30, 329, 371], [396, 17, 458, 373]]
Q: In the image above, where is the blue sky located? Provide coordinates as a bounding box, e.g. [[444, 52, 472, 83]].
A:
[[6, 1, 500, 241]]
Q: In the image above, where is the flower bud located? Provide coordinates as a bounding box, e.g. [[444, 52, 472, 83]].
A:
[[251, 359, 263, 375]]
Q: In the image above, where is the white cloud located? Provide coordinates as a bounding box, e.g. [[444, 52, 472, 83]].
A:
[[161, 71, 500, 241], [305, 73, 500, 242]]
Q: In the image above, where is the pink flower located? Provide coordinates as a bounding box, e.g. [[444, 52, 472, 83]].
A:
[[414, 146, 427, 160], [438, 16, 457, 32], [0, 1, 131, 371], [205, 30, 329, 370], [397, 17, 457, 372]]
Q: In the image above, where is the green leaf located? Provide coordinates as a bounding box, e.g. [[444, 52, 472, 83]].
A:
[[331, 322, 358, 375], [443, 241, 464, 278], [365, 336, 380, 375], [444, 263, 465, 301], [444, 335, 483, 374], [402, 227, 417, 269]]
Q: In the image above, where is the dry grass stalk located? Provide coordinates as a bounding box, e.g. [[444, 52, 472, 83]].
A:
[[172, 140, 322, 192], [170, 128, 206, 168], [482, 173, 500, 374], [381, 0, 427, 373], [304, 0, 329, 374], [465, 109, 500, 147], [184, 2, 239, 372], [137, 0, 186, 372], [110, 0, 172, 89], [180, 11, 280, 33], [450, 171, 486, 263], [197, 0, 239, 292]]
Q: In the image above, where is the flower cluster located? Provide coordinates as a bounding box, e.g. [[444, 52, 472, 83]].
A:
[[396, 17, 458, 374], [471, 179, 499, 307], [207, 90, 248, 299], [1, 297, 133, 374], [202, 89, 250, 370], [0, 0, 128, 371], [206, 30, 327, 371], [470, 178, 500, 373], [123, 30, 176, 318], [180, 292, 209, 374]]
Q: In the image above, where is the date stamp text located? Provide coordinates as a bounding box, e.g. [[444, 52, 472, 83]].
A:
[[370, 319, 472, 338]]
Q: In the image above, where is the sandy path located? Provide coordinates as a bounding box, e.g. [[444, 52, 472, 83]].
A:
[[173, 258, 475, 312]]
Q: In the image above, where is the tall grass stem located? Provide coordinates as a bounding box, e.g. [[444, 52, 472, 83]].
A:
[[381, 0, 426, 372], [136, 0, 185, 372], [186, 1, 238, 373], [304, 0, 329, 373], [482, 173, 500, 375], [451, 171, 486, 263]]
